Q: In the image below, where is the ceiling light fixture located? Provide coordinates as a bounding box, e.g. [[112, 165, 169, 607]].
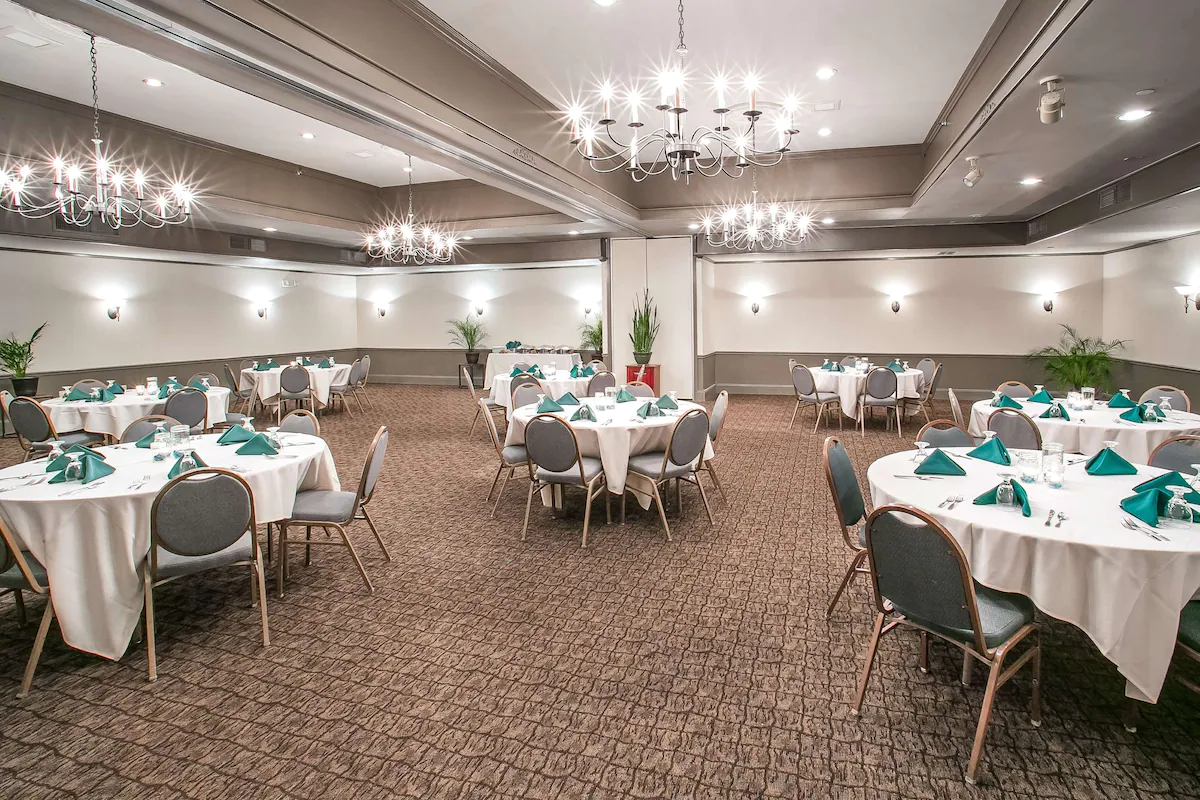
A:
[[1118, 109, 1152, 121], [142, 78, 163, 87], [822, 217, 835, 225], [460, 235, 474, 241], [817, 127, 832, 137], [262, 227, 277, 232], [699, 166, 815, 251], [568, 230, 580, 235], [0, 35, 193, 230], [300, 132, 315, 139], [352, 151, 376, 159], [963, 156, 983, 188], [365, 154, 455, 265], [593, 0, 617, 5], [1038, 76, 1065, 124], [568, 0, 796, 184], [1020, 177, 1043, 185], [815, 66, 837, 80], [1135, 89, 1156, 96], [687, 223, 699, 230]]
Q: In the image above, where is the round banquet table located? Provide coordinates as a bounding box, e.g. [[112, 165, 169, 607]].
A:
[[0, 432, 339, 660], [505, 396, 714, 509], [868, 446, 1200, 703], [968, 398, 1200, 464], [490, 374, 592, 417], [44, 387, 231, 439], [812, 367, 925, 419], [240, 363, 353, 409], [483, 352, 583, 385]]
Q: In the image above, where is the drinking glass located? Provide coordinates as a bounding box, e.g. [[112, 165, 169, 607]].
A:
[[170, 424, 189, 449], [1163, 486, 1194, 529], [1117, 388, 1132, 405], [983, 429, 997, 442], [60, 385, 70, 399], [1144, 402, 1161, 421], [266, 427, 282, 450], [1159, 397, 1174, 416], [1034, 384, 1045, 395], [151, 431, 169, 461], [47, 441, 64, 463], [1017, 451, 1039, 483], [991, 390, 1002, 406], [330, 357, 336, 365], [996, 474, 1018, 511], [669, 390, 678, 402], [822, 358, 830, 368], [1067, 390, 1081, 410], [1082, 386, 1095, 409], [1103, 440, 1119, 452], [90, 388, 100, 400], [135, 384, 145, 396], [912, 441, 930, 463], [605, 387, 616, 401], [168, 376, 178, 383], [178, 451, 197, 473], [902, 361, 910, 371], [64, 453, 83, 482], [536, 394, 545, 407], [1042, 443, 1065, 488]]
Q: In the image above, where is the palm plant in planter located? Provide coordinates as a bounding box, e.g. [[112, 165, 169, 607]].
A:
[[0, 322, 47, 397], [580, 317, 604, 362], [447, 314, 487, 364], [1027, 324, 1127, 391], [629, 290, 660, 366]]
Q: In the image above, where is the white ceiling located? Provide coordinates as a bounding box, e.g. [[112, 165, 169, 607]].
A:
[[421, 0, 1007, 150], [0, 0, 462, 186]]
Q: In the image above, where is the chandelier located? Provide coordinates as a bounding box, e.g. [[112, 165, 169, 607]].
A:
[[365, 154, 455, 265], [0, 35, 193, 230], [567, 0, 796, 184], [700, 168, 814, 251]]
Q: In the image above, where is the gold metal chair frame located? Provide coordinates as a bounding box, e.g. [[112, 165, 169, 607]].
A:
[[1, 517, 53, 697], [1139, 385, 1192, 412], [906, 361, 942, 424], [521, 413, 610, 547], [821, 435, 870, 618], [996, 380, 1032, 397], [1148, 434, 1200, 469], [985, 407, 1043, 450], [620, 408, 715, 540], [120, 414, 181, 444], [480, 398, 529, 518], [269, 367, 313, 425], [10, 398, 70, 461], [858, 367, 903, 439], [280, 408, 321, 437], [463, 365, 504, 436], [916, 418, 972, 444], [698, 391, 728, 500], [947, 387, 966, 430], [788, 364, 842, 434]]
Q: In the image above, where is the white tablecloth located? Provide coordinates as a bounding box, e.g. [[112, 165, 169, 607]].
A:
[[0, 433, 339, 660], [505, 398, 713, 507], [240, 364, 353, 408], [491, 375, 593, 417], [812, 368, 925, 419], [968, 399, 1200, 464], [484, 353, 582, 385], [869, 447, 1200, 703], [44, 388, 231, 439]]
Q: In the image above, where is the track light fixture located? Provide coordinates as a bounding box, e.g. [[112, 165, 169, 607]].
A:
[[1038, 76, 1065, 125], [963, 157, 983, 188]]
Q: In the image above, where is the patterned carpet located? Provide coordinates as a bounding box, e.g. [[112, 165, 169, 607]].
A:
[[1, 385, 1198, 799]]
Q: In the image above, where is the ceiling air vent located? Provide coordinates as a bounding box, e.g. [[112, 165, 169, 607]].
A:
[[340, 248, 369, 264], [229, 234, 267, 252], [1098, 179, 1132, 210], [1027, 218, 1049, 238]]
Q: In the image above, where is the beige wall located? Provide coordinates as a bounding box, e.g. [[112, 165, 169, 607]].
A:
[[1103, 235, 1200, 370]]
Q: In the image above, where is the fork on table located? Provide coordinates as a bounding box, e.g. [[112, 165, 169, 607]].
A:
[[1121, 517, 1167, 541]]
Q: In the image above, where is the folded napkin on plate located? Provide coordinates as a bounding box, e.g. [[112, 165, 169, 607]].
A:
[[46, 444, 108, 471], [913, 448, 967, 476], [886, 360, 904, 373], [1119, 404, 1164, 423], [266, 360, 280, 369], [967, 437, 1011, 466], [235, 433, 278, 456], [637, 401, 664, 419], [253, 362, 272, 372], [1120, 487, 1171, 528], [157, 384, 177, 399], [656, 394, 679, 410], [1028, 389, 1055, 404], [64, 387, 91, 402], [299, 358, 313, 367], [1039, 402, 1070, 421], [581, 366, 595, 377], [217, 424, 256, 445], [615, 388, 637, 403], [1107, 393, 1136, 409], [991, 395, 1023, 410], [510, 366, 526, 377], [1085, 447, 1138, 476], [556, 392, 580, 406], [536, 397, 563, 413], [107, 382, 125, 395], [973, 478, 1031, 517], [317, 359, 331, 369], [530, 367, 545, 379], [167, 450, 208, 480], [822, 363, 844, 372], [47, 453, 114, 484], [569, 405, 596, 422], [1134, 472, 1200, 504], [134, 427, 167, 448], [569, 365, 582, 378], [86, 387, 116, 403], [187, 379, 209, 393]]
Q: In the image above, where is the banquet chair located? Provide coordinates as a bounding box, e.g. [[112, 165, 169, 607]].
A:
[[624, 408, 714, 539], [463, 366, 505, 436], [279, 409, 321, 437], [187, 372, 221, 388], [522, 414, 609, 547], [273, 365, 313, 424], [480, 398, 529, 518], [859, 367, 903, 439], [329, 359, 364, 416], [908, 362, 943, 423], [625, 381, 655, 398], [511, 382, 542, 411], [69, 378, 108, 394], [239, 359, 256, 370], [1149, 435, 1200, 474], [916, 419, 974, 449], [145, 469, 268, 681], [224, 364, 256, 415], [277, 426, 391, 596], [120, 415, 181, 444], [822, 436, 870, 618], [0, 389, 12, 439], [789, 364, 841, 433], [587, 371, 617, 397], [1139, 386, 1191, 412], [948, 388, 967, 429], [839, 356, 858, 367], [511, 372, 541, 391], [586, 360, 606, 372], [986, 408, 1041, 450], [2, 517, 54, 697], [853, 505, 1041, 785], [915, 358, 937, 386], [996, 381, 1032, 399], [698, 390, 728, 499], [163, 387, 208, 434], [353, 354, 374, 409], [511, 360, 532, 373], [8, 397, 103, 461]]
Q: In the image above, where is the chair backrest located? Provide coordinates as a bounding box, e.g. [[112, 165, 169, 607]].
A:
[[279, 365, 311, 394], [864, 505, 989, 654], [347, 358, 365, 387], [915, 358, 937, 384], [512, 382, 542, 410], [70, 378, 107, 393], [864, 367, 898, 399], [9, 397, 53, 446], [121, 415, 180, 444], [223, 364, 241, 391], [586, 360, 606, 372], [822, 436, 866, 538], [151, 469, 255, 562], [626, 381, 655, 398], [947, 387, 965, 428], [164, 387, 208, 429], [839, 356, 858, 366], [511, 373, 541, 391], [0, 517, 44, 593], [360, 354, 372, 384], [916, 420, 974, 448], [791, 365, 816, 397], [667, 409, 710, 468], [921, 362, 943, 401], [187, 372, 221, 387], [511, 360, 531, 373], [0, 389, 11, 414], [525, 414, 585, 481], [239, 359, 256, 370], [710, 390, 729, 445], [356, 426, 389, 504], [479, 397, 505, 456], [996, 380, 1032, 399], [1149, 435, 1200, 474], [986, 408, 1041, 450], [461, 366, 480, 401], [279, 409, 321, 436], [1140, 385, 1191, 412], [587, 371, 617, 396]]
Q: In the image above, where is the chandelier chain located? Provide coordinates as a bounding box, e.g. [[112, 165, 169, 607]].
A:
[[676, 1, 686, 55], [89, 35, 101, 142]]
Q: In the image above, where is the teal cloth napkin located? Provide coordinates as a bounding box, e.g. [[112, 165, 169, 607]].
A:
[[64, 387, 91, 402], [506, 340, 521, 350], [1134, 472, 1200, 504], [637, 401, 664, 419], [886, 360, 904, 373], [556, 392, 580, 406], [1107, 393, 1136, 409], [570, 405, 596, 422], [581, 366, 595, 377], [253, 362, 272, 372], [266, 360, 280, 369], [217, 425, 256, 445], [236, 433, 278, 456], [530, 367, 545, 379], [822, 363, 845, 372], [107, 382, 125, 395], [510, 366, 526, 377], [967, 437, 1011, 466], [157, 384, 175, 400], [317, 359, 331, 369], [187, 379, 209, 393], [1085, 447, 1138, 476], [974, 478, 1031, 517], [615, 388, 636, 403], [299, 358, 313, 367], [167, 451, 208, 480], [1120, 488, 1171, 527], [1119, 406, 1144, 423], [46, 444, 108, 472], [48, 453, 114, 484], [86, 387, 116, 403], [536, 397, 563, 413], [913, 448, 967, 476], [656, 394, 679, 409], [1028, 389, 1055, 404], [992, 395, 1023, 410], [1039, 402, 1070, 421], [569, 365, 582, 378], [134, 428, 166, 449]]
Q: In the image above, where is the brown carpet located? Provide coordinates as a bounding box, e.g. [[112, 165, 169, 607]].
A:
[[1, 385, 1198, 799]]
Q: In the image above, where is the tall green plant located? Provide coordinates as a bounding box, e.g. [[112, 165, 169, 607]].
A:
[[447, 314, 487, 351], [0, 322, 48, 378], [629, 290, 660, 354], [580, 317, 604, 352], [1027, 324, 1127, 391]]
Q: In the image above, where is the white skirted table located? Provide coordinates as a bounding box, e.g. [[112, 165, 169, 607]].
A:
[[43, 387, 231, 439], [240, 364, 353, 410], [868, 447, 1200, 703], [0, 432, 339, 660], [812, 367, 925, 419], [968, 399, 1200, 464], [490, 375, 592, 418], [483, 353, 582, 385]]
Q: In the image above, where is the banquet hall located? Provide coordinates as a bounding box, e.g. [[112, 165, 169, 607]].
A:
[[2, 0, 1200, 797]]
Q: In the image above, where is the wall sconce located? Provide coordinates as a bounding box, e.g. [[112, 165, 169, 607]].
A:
[[890, 297, 902, 313], [257, 306, 268, 319], [376, 305, 387, 318], [583, 304, 592, 316], [1177, 286, 1200, 313], [750, 300, 760, 315], [1042, 294, 1056, 313], [471, 300, 485, 316], [106, 305, 121, 321]]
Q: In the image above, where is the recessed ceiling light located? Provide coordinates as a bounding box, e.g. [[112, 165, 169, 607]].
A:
[[352, 151, 375, 159], [568, 230, 580, 235], [593, 0, 617, 5], [300, 132, 316, 139], [687, 223, 700, 230], [815, 66, 837, 80], [460, 235, 474, 240], [262, 227, 277, 232], [1020, 177, 1043, 185], [822, 217, 835, 225], [143, 78, 164, 88], [1117, 109, 1152, 122], [1135, 89, 1156, 96], [817, 127, 832, 137]]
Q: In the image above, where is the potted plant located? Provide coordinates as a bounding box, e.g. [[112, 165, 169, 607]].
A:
[[580, 317, 604, 362], [447, 314, 487, 364], [0, 322, 47, 397], [1027, 324, 1127, 391], [629, 289, 660, 366]]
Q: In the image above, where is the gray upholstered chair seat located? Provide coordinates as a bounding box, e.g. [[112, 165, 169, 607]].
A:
[[288, 490, 358, 524], [329, 383, 349, 393], [0, 551, 46, 589], [801, 391, 839, 403], [863, 395, 898, 407], [279, 390, 309, 400], [895, 584, 1035, 648], [52, 431, 105, 448], [154, 532, 253, 580], [535, 456, 603, 486], [1179, 601, 1200, 651], [501, 445, 529, 466], [223, 412, 249, 426], [627, 451, 696, 480]]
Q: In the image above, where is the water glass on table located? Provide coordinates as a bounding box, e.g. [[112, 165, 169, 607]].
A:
[[1042, 443, 1065, 488], [912, 441, 931, 463], [996, 474, 1019, 511], [1017, 451, 1039, 483], [1163, 486, 1194, 529]]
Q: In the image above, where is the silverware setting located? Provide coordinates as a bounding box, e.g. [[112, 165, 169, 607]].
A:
[[1122, 517, 1168, 541], [0, 476, 48, 493], [948, 495, 964, 509], [1055, 512, 1068, 528], [892, 474, 943, 480], [126, 474, 153, 491], [61, 481, 106, 497], [939, 495, 954, 508], [1044, 509, 1056, 526]]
